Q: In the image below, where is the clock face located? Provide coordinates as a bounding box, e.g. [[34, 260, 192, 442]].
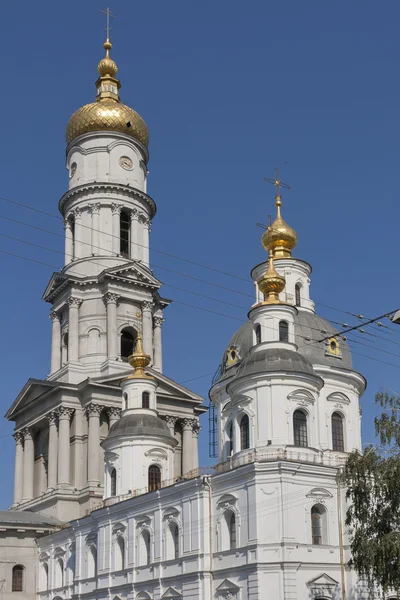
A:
[[70, 162, 77, 178], [119, 156, 133, 171]]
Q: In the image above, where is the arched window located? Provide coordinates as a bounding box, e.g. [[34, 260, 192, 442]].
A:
[[141, 530, 151, 566], [87, 545, 97, 578], [239, 414, 250, 450], [41, 563, 48, 591], [228, 422, 234, 457], [115, 537, 125, 571], [120, 210, 131, 257], [311, 505, 325, 545], [295, 283, 301, 307], [120, 328, 136, 360], [68, 215, 75, 260], [168, 522, 179, 559], [12, 565, 24, 592], [226, 511, 236, 550], [87, 328, 101, 354], [255, 323, 261, 345], [293, 410, 308, 447], [62, 332, 69, 365], [148, 465, 161, 491], [110, 468, 117, 496], [279, 320, 289, 343], [142, 392, 150, 409], [55, 558, 64, 588], [332, 412, 344, 452]]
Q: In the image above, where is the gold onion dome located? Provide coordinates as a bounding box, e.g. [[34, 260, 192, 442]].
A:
[[257, 250, 286, 304], [261, 195, 298, 259], [127, 333, 153, 379], [66, 39, 149, 147]]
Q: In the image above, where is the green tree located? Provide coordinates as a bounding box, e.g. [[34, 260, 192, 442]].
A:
[[344, 391, 400, 595]]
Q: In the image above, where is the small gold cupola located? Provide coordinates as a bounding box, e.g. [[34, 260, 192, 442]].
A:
[[262, 170, 298, 259], [127, 333, 153, 379], [257, 249, 286, 304], [96, 39, 121, 101]]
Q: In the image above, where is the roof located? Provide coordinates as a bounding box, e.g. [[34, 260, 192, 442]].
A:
[[0, 510, 61, 527], [233, 347, 317, 381], [105, 413, 178, 445]]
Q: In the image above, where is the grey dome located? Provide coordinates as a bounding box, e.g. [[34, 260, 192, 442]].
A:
[[106, 413, 177, 445], [233, 347, 317, 381], [214, 310, 352, 384]]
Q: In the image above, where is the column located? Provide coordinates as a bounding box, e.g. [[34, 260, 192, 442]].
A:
[[13, 432, 24, 504], [50, 312, 61, 373], [107, 407, 121, 428], [90, 203, 101, 255], [57, 407, 74, 487], [74, 208, 83, 259], [142, 301, 154, 361], [164, 416, 178, 437], [142, 217, 150, 266], [86, 404, 103, 485], [192, 421, 201, 470], [130, 209, 139, 260], [103, 293, 119, 360], [47, 411, 58, 490], [111, 203, 121, 255], [182, 419, 194, 475], [64, 217, 73, 264], [68, 296, 82, 363], [22, 427, 34, 501], [153, 317, 164, 372]]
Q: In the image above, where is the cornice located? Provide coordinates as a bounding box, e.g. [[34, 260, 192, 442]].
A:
[[58, 182, 156, 218], [65, 130, 149, 164]]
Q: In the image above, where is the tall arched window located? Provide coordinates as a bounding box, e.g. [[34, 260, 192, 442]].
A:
[[226, 511, 236, 550], [62, 332, 69, 365], [240, 414, 250, 450], [115, 537, 125, 571], [332, 412, 344, 452], [255, 323, 261, 345], [12, 565, 24, 592], [279, 320, 289, 343], [169, 522, 179, 559], [141, 530, 151, 566], [120, 210, 130, 256], [87, 546, 97, 578], [148, 465, 161, 491], [41, 563, 48, 591], [142, 392, 150, 409], [68, 215, 75, 260], [228, 422, 234, 456], [110, 468, 117, 496], [311, 505, 325, 545], [120, 328, 136, 360], [293, 410, 308, 447], [55, 558, 64, 588], [295, 283, 301, 307]]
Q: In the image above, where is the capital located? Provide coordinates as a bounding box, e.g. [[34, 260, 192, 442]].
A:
[[73, 207, 82, 219], [21, 427, 33, 440], [182, 418, 195, 431], [46, 411, 58, 426], [50, 311, 60, 323], [89, 203, 101, 215], [192, 423, 201, 437], [13, 431, 24, 444], [111, 203, 122, 215], [153, 316, 164, 328], [86, 403, 103, 417], [103, 292, 120, 305], [64, 217, 72, 229], [107, 407, 121, 419], [164, 415, 178, 427], [58, 406, 74, 420], [68, 296, 82, 309], [130, 208, 139, 221], [142, 301, 153, 312]]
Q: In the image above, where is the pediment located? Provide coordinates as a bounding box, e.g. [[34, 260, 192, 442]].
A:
[[288, 389, 315, 404], [42, 272, 69, 302], [306, 488, 333, 500], [161, 587, 182, 598], [5, 378, 58, 420], [326, 392, 350, 405], [216, 579, 240, 592], [99, 261, 163, 290], [307, 573, 339, 587]]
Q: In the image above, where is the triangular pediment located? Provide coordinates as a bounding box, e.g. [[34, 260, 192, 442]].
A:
[[161, 588, 182, 599], [5, 378, 58, 420], [216, 579, 240, 592], [307, 573, 339, 587], [42, 271, 69, 302], [99, 261, 163, 290]]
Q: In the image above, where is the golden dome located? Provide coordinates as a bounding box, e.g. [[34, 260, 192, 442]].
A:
[[261, 195, 298, 259], [66, 39, 149, 147], [126, 333, 153, 379], [257, 251, 286, 304]]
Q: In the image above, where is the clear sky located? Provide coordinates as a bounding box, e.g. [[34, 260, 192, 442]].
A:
[[0, 0, 399, 508]]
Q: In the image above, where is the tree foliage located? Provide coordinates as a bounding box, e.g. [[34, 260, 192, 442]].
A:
[[344, 391, 400, 595]]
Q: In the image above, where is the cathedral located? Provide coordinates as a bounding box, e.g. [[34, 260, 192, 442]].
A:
[[0, 27, 367, 600]]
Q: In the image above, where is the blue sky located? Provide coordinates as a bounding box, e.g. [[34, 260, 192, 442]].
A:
[[0, 0, 399, 507]]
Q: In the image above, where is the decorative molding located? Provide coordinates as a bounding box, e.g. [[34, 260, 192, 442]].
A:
[[46, 411, 58, 426], [73, 207, 82, 219], [142, 301, 153, 312], [88, 202, 101, 214], [50, 311, 60, 322], [182, 418, 195, 430], [111, 203, 123, 215], [153, 316, 164, 328], [107, 407, 121, 419], [21, 427, 33, 440], [58, 407, 74, 420], [103, 292, 120, 305], [86, 403, 104, 417], [326, 392, 350, 405], [287, 389, 315, 404], [130, 208, 139, 221], [163, 415, 178, 427], [68, 296, 82, 309], [13, 431, 23, 444]]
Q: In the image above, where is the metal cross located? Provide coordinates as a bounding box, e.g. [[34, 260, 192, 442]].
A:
[[264, 168, 290, 199], [101, 7, 116, 40]]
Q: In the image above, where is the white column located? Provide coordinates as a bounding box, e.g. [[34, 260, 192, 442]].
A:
[[22, 428, 34, 501], [90, 203, 101, 255], [192, 421, 200, 470], [57, 407, 73, 487], [64, 217, 73, 264], [142, 301, 154, 362], [68, 296, 82, 363], [13, 432, 24, 504], [107, 407, 121, 428], [74, 208, 83, 259], [47, 411, 58, 490], [130, 209, 139, 260], [142, 217, 150, 267], [104, 293, 119, 360], [111, 203, 121, 255], [50, 312, 61, 373], [87, 404, 102, 485], [153, 316, 163, 372], [182, 419, 194, 475]]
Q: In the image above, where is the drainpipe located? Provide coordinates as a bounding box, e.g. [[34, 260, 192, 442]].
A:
[[337, 467, 346, 600], [203, 476, 213, 600]]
